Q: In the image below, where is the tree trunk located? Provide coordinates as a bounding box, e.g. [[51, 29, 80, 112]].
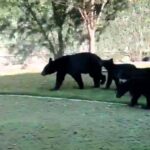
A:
[[87, 25, 95, 53], [54, 26, 64, 59], [87, 0, 95, 53]]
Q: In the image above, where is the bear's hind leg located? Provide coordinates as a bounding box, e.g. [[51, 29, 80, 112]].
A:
[[105, 73, 113, 89], [89, 72, 101, 88]]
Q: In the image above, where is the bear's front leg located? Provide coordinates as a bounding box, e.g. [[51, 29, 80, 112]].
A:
[[114, 77, 119, 89], [105, 74, 113, 89], [52, 72, 66, 90], [129, 94, 140, 107], [71, 74, 84, 89]]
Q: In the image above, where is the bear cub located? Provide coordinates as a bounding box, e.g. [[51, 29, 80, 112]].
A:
[[102, 59, 136, 89], [116, 78, 150, 109]]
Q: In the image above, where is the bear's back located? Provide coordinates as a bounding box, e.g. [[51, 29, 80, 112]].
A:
[[114, 64, 136, 72], [132, 68, 150, 78], [129, 78, 150, 94], [67, 53, 101, 74], [53, 52, 102, 74], [113, 64, 136, 78]]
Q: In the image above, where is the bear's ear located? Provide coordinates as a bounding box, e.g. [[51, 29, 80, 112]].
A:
[[109, 58, 113, 63], [49, 58, 53, 63]]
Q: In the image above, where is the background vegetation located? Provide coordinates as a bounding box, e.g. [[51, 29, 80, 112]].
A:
[[0, 0, 149, 64]]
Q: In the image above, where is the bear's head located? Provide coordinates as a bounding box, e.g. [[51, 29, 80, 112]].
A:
[[102, 58, 114, 70], [41, 58, 56, 76], [116, 81, 129, 98]]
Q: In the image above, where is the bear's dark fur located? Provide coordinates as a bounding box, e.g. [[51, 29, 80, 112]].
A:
[[102, 59, 136, 89], [41, 52, 105, 90], [116, 78, 150, 109], [131, 67, 150, 78]]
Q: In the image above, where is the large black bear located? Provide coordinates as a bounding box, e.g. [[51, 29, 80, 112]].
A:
[[41, 52, 105, 90], [116, 78, 150, 109], [102, 59, 136, 89]]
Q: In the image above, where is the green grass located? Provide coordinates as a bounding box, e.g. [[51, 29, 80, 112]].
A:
[[0, 73, 146, 106], [0, 73, 149, 150], [0, 95, 150, 150]]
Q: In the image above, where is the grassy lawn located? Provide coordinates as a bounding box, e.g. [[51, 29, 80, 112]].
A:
[[0, 73, 147, 106], [0, 95, 150, 150], [0, 73, 149, 150]]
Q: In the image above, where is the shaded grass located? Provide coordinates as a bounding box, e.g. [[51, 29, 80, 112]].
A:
[[0, 73, 146, 106]]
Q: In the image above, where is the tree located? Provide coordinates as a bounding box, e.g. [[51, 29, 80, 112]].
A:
[[16, 0, 73, 58], [78, 0, 108, 53], [0, 0, 129, 60], [96, 0, 150, 61], [69, 0, 128, 53], [0, 0, 77, 59]]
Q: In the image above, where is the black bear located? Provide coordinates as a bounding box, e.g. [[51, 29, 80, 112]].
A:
[[41, 52, 105, 90], [116, 78, 150, 109], [102, 59, 136, 89]]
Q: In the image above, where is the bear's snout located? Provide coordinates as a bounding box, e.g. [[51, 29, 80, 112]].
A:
[[41, 71, 46, 76]]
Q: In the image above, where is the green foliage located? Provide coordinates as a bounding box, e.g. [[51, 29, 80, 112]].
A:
[[97, 0, 150, 61], [0, 0, 149, 62], [52, 1, 68, 27], [0, 0, 79, 60]]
